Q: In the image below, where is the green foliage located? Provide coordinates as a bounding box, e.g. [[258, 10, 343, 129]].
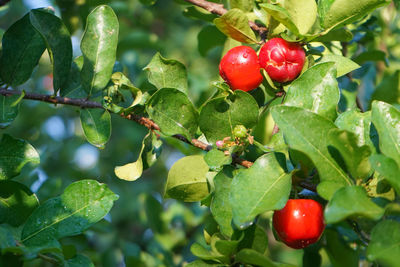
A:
[[214, 9, 257, 43]]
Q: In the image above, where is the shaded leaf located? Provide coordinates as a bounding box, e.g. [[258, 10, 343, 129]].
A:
[[165, 155, 209, 202], [30, 8, 72, 92], [80, 109, 111, 149], [230, 153, 292, 226], [0, 94, 21, 129], [60, 56, 87, 98], [236, 249, 277, 267], [353, 50, 388, 66], [324, 229, 358, 267], [144, 52, 188, 94], [324, 186, 384, 224], [0, 134, 40, 180], [81, 5, 119, 95], [65, 254, 94, 267], [0, 13, 45, 86], [370, 155, 400, 196], [21, 179, 118, 246], [0, 181, 39, 226], [198, 25, 226, 56], [371, 70, 400, 106]]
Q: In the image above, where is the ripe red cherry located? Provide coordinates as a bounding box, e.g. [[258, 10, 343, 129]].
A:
[[259, 38, 305, 83], [219, 46, 263, 92], [273, 199, 325, 249]]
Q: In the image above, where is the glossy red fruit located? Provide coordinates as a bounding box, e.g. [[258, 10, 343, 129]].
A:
[[259, 38, 305, 83], [219, 46, 263, 91], [273, 199, 325, 249]]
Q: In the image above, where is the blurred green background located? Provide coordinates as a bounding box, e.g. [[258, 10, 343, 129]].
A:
[[0, 0, 399, 266]]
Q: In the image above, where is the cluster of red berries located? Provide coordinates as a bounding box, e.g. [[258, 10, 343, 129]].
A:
[[219, 38, 306, 91]]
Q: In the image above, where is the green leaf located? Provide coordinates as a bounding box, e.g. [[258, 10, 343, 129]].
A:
[[0, 225, 17, 249], [185, 259, 220, 267], [110, 72, 143, 110], [236, 224, 268, 254], [183, 6, 218, 23], [190, 242, 227, 263], [317, 55, 360, 77], [284, 62, 340, 121], [0, 134, 40, 180], [204, 149, 232, 170], [0, 181, 39, 226], [230, 153, 292, 227], [260, 3, 300, 36], [371, 70, 400, 106], [199, 90, 259, 144], [143, 194, 165, 234], [353, 50, 388, 66], [143, 52, 188, 94], [115, 131, 162, 181], [0, 13, 46, 86], [29, 8, 72, 92], [60, 56, 87, 98], [335, 109, 378, 154], [146, 88, 198, 139], [164, 155, 209, 202], [210, 168, 234, 237], [371, 101, 400, 167], [210, 233, 239, 257], [214, 9, 258, 44], [324, 186, 384, 224], [230, 0, 254, 12], [0, 94, 20, 129], [310, 28, 353, 42], [198, 25, 226, 57], [21, 179, 118, 246], [324, 229, 358, 267], [367, 220, 400, 267], [236, 249, 277, 267], [3, 239, 62, 261], [328, 129, 371, 180], [81, 5, 119, 95], [318, 0, 391, 30], [370, 155, 400, 196], [271, 106, 352, 200], [80, 109, 111, 149], [65, 254, 94, 267]]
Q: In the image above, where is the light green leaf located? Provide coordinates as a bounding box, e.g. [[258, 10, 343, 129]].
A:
[[0, 94, 21, 129], [328, 129, 371, 180], [335, 109, 378, 154], [146, 88, 198, 139], [0, 181, 39, 226], [81, 5, 119, 95], [21, 179, 118, 246], [80, 109, 111, 149], [284, 62, 340, 121], [190, 242, 227, 263], [271, 106, 352, 200], [318, 0, 390, 31], [199, 90, 259, 144], [230, 153, 292, 227], [324, 186, 384, 224], [0, 134, 40, 180], [111, 72, 143, 110], [371, 101, 400, 167], [214, 9, 258, 44], [30, 8, 72, 92], [115, 131, 162, 181], [260, 3, 299, 36], [210, 168, 234, 237], [65, 254, 94, 267], [367, 220, 400, 267], [204, 149, 232, 170], [317, 55, 360, 77], [230, 0, 254, 12], [143, 52, 188, 94], [236, 249, 277, 267], [0, 13, 46, 86], [165, 155, 209, 202], [370, 155, 400, 196]]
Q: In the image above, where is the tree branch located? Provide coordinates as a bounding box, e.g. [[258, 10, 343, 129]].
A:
[[182, 0, 267, 37]]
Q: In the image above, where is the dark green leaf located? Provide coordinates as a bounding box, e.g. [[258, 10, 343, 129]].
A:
[[370, 155, 400, 196], [236, 249, 277, 267], [230, 153, 292, 227], [214, 9, 257, 43], [271, 106, 352, 200], [30, 8, 72, 92], [0, 14, 45, 86], [317, 55, 360, 77], [0, 181, 39, 226], [371, 101, 400, 167], [210, 233, 239, 257], [0, 134, 40, 180], [80, 109, 111, 149], [367, 220, 400, 267], [143, 52, 188, 94], [0, 94, 20, 128], [164, 155, 209, 202], [183, 6, 218, 23], [81, 5, 119, 95], [199, 90, 259, 144], [236, 224, 268, 254], [310, 28, 353, 42], [65, 254, 94, 267], [284, 62, 340, 121], [198, 25, 226, 56], [352, 50, 388, 66], [21, 179, 118, 246], [60, 56, 87, 98], [146, 88, 198, 139], [324, 186, 384, 224], [371, 70, 400, 106], [324, 229, 358, 267], [0, 225, 17, 249]]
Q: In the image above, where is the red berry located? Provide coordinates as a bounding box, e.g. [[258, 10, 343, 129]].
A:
[[259, 38, 305, 83], [273, 199, 325, 249], [219, 46, 263, 92]]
